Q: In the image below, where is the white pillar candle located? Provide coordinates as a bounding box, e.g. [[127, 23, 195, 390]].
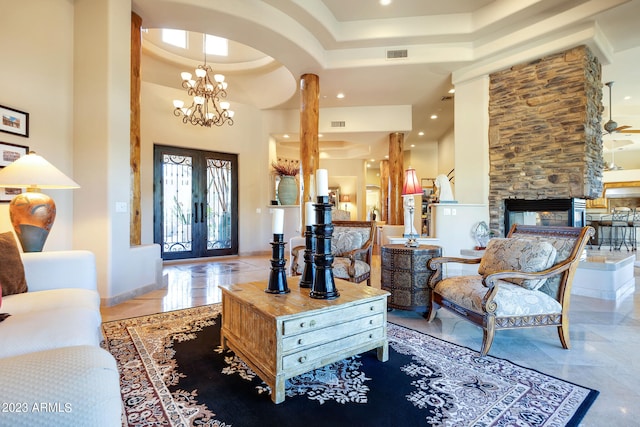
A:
[[305, 201, 314, 226], [272, 208, 284, 234], [316, 169, 329, 197]]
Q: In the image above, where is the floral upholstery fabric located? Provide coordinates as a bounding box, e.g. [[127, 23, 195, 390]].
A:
[[331, 227, 370, 256], [478, 237, 557, 290], [514, 235, 577, 298], [293, 256, 370, 279], [434, 275, 562, 317], [333, 258, 370, 280]]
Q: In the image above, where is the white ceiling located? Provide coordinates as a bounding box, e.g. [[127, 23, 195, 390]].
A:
[[133, 0, 640, 161]]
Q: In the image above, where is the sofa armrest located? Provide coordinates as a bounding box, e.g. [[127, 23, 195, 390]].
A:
[[21, 250, 97, 292]]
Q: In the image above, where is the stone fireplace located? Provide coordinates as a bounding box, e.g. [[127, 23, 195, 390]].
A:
[[488, 45, 603, 236], [504, 198, 586, 232]]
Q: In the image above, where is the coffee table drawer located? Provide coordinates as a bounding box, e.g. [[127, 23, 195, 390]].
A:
[[282, 326, 385, 372], [282, 313, 384, 352], [282, 299, 385, 335]]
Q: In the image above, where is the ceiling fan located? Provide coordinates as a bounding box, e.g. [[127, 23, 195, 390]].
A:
[[604, 81, 640, 134], [604, 140, 622, 171]]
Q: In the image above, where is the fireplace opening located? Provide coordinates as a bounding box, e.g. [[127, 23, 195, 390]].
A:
[[504, 198, 586, 232]]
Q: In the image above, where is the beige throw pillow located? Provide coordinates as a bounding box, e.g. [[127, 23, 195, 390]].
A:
[[478, 237, 557, 290], [0, 231, 28, 296]]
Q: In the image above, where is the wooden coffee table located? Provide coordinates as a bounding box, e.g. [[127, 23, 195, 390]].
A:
[[220, 279, 389, 404]]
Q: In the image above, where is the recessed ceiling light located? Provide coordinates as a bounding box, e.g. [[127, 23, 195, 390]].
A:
[[379, 0, 392, 5], [318, 133, 323, 138], [430, 114, 438, 119], [448, 88, 455, 94], [366, 163, 371, 168], [336, 93, 345, 99], [411, 144, 415, 148], [283, 134, 290, 138], [384, 155, 389, 159], [624, 95, 631, 100], [418, 131, 424, 136]]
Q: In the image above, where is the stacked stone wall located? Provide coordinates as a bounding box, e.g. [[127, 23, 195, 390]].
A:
[[488, 45, 603, 235]]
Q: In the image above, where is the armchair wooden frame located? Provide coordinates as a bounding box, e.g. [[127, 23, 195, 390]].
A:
[[291, 220, 375, 286], [426, 224, 595, 356]]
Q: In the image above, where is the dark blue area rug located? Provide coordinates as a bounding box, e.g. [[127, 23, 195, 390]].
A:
[[102, 304, 598, 426]]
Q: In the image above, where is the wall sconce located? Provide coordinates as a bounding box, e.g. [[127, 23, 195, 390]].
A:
[[0, 152, 80, 252]]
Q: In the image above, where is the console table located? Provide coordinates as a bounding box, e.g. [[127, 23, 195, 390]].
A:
[[220, 280, 389, 404], [381, 244, 442, 313]]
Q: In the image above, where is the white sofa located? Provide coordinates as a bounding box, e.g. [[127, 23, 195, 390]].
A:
[[0, 250, 122, 426]]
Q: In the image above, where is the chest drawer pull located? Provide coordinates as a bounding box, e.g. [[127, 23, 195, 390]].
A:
[[298, 338, 304, 345], [299, 356, 307, 363]]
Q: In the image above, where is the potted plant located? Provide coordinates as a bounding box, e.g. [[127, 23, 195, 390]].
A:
[[271, 161, 299, 205]]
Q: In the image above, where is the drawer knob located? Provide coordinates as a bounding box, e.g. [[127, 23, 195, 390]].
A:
[[298, 338, 304, 345], [369, 319, 374, 325], [300, 322, 305, 328], [299, 356, 307, 363], [370, 306, 375, 311], [369, 334, 373, 339]]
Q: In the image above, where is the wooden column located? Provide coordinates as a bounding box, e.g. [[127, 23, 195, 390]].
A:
[[300, 74, 320, 228], [388, 132, 404, 225], [130, 12, 142, 246], [379, 160, 389, 222]]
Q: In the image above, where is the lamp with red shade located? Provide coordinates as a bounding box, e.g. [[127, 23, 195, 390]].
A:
[[402, 167, 422, 247]]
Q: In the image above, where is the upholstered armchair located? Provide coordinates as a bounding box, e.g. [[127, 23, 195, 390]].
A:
[[291, 220, 375, 286], [426, 224, 594, 356]]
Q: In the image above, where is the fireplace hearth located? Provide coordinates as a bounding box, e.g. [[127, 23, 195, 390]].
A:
[[504, 198, 586, 233]]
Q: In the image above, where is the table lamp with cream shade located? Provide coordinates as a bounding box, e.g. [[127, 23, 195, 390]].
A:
[[0, 151, 80, 252]]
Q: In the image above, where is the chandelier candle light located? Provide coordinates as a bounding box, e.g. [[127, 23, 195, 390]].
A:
[[311, 169, 339, 300], [173, 35, 234, 127], [0, 152, 80, 252], [402, 167, 423, 248], [266, 208, 290, 294]]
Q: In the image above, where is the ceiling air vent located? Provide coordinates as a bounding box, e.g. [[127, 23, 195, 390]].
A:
[[386, 49, 408, 60], [331, 121, 346, 128]]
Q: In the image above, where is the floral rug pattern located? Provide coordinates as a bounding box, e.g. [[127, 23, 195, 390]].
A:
[[102, 304, 597, 426]]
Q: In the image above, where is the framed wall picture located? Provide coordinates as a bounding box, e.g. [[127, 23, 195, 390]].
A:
[[0, 142, 29, 202], [0, 104, 29, 138]]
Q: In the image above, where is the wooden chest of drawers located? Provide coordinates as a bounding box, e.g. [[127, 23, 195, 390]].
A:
[[220, 280, 389, 403]]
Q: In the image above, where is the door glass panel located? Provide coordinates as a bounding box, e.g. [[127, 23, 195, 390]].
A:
[[206, 158, 232, 249], [163, 154, 193, 253]]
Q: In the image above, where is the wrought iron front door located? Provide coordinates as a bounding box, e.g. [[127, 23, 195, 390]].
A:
[[154, 145, 238, 260]]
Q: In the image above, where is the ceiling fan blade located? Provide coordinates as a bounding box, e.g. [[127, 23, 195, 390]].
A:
[[613, 125, 631, 132], [620, 129, 640, 133]]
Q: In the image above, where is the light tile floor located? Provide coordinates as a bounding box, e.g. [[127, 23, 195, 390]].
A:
[[101, 249, 640, 426]]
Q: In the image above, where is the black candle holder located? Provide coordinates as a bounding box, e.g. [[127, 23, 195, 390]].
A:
[[310, 196, 340, 299], [299, 225, 315, 288], [265, 233, 290, 294]]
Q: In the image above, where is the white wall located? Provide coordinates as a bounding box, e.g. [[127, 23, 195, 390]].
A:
[[453, 76, 490, 204], [0, 0, 75, 250], [321, 159, 367, 220]]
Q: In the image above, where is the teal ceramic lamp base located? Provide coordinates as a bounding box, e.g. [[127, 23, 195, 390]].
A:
[[9, 190, 57, 252]]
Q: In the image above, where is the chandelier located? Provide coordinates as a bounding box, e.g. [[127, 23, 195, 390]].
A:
[[173, 37, 234, 127]]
